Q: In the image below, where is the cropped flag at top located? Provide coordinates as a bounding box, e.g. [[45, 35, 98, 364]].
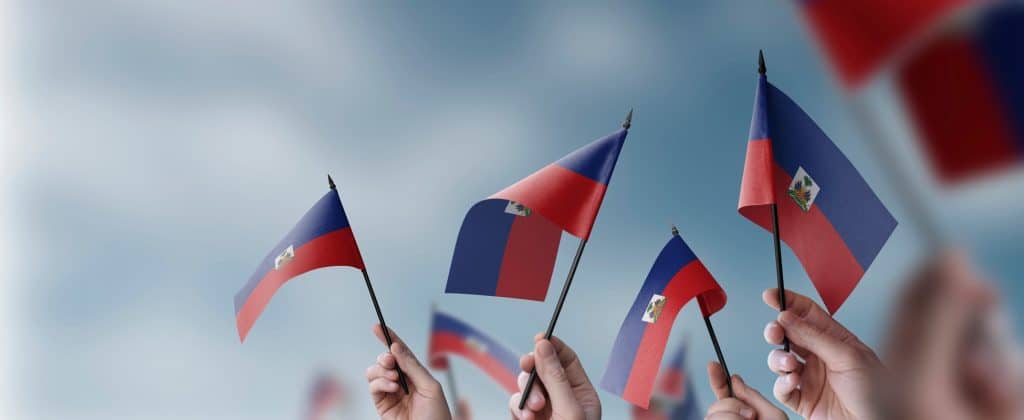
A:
[[739, 72, 897, 314], [233, 185, 364, 342], [600, 233, 726, 408], [795, 0, 977, 89], [897, 2, 1024, 184], [631, 343, 702, 420], [445, 125, 627, 300], [428, 310, 520, 394]]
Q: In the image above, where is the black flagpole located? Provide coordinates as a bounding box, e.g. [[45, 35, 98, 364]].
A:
[[759, 51, 791, 353], [673, 225, 733, 397], [329, 175, 409, 394], [517, 109, 632, 410]]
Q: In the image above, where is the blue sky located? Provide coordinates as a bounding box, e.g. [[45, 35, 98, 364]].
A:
[[4, 1, 1022, 419]]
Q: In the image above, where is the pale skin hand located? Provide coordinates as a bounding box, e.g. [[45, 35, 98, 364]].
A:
[[880, 249, 1021, 420], [366, 324, 452, 420], [762, 288, 882, 420], [508, 334, 601, 420], [705, 362, 788, 420]]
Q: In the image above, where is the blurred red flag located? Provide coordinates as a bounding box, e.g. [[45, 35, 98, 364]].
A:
[[797, 0, 977, 89], [897, 3, 1024, 184]]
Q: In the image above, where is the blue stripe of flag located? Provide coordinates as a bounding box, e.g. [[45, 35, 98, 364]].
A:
[[767, 82, 897, 270], [554, 128, 627, 185], [445, 200, 517, 296]]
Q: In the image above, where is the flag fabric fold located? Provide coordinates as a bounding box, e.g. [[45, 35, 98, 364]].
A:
[[445, 128, 627, 301], [234, 189, 364, 342], [428, 310, 521, 394], [600, 234, 726, 408], [796, 0, 977, 89], [739, 74, 897, 314]]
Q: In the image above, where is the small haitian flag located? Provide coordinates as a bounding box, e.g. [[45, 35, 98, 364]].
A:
[[234, 186, 364, 342], [445, 125, 627, 300], [739, 72, 897, 314], [600, 233, 726, 408], [428, 310, 521, 394]]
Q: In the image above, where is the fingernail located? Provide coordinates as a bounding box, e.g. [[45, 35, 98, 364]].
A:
[[529, 391, 541, 406], [786, 374, 796, 385], [741, 407, 755, 419]]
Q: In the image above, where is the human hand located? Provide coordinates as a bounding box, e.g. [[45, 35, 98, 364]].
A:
[[508, 334, 600, 420], [705, 362, 788, 420], [763, 288, 882, 420], [366, 324, 452, 420], [881, 249, 1022, 420]]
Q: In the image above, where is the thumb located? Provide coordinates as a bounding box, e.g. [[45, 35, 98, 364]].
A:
[[778, 310, 860, 367], [533, 339, 580, 414]]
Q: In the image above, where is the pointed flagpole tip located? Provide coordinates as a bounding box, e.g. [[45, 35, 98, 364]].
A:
[[622, 108, 633, 129], [758, 50, 766, 75], [671, 224, 679, 237], [327, 174, 336, 190]]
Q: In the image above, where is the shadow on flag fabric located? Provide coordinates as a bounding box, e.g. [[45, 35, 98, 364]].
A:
[[428, 310, 521, 394], [795, 0, 977, 89], [739, 74, 897, 314], [445, 128, 627, 300], [897, 2, 1024, 184], [233, 188, 364, 342], [631, 342, 702, 420], [306, 373, 344, 420], [600, 234, 726, 408]]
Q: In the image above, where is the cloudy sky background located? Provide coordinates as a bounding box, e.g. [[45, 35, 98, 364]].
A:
[[2, 1, 1021, 419]]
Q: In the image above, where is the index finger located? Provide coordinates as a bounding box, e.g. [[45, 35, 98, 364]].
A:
[[707, 361, 733, 400]]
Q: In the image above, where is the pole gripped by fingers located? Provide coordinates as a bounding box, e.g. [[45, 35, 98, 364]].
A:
[[516, 108, 631, 410], [704, 314, 733, 398], [672, 225, 733, 397], [361, 268, 409, 394], [517, 238, 588, 410], [759, 51, 791, 353], [330, 174, 409, 394]]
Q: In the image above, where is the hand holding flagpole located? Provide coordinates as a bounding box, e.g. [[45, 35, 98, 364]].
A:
[[758, 51, 791, 353], [330, 175, 409, 394], [516, 109, 633, 410]]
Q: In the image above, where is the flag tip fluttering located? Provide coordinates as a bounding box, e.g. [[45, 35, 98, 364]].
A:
[[670, 224, 679, 237], [622, 108, 633, 129], [327, 174, 336, 190], [758, 50, 766, 75]]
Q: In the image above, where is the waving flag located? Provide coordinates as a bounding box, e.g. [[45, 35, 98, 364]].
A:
[[739, 74, 897, 314], [445, 127, 628, 300], [306, 373, 344, 420], [631, 343, 701, 420], [234, 187, 364, 342], [898, 3, 1024, 184], [796, 0, 976, 89], [428, 310, 520, 393], [600, 234, 726, 408]]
